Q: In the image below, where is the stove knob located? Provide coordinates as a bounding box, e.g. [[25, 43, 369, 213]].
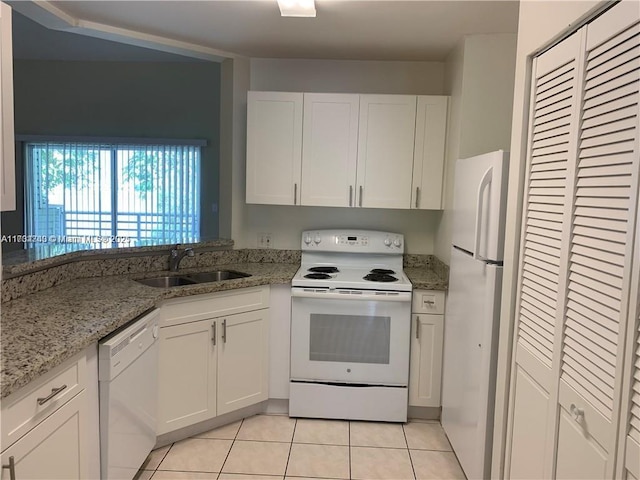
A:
[[304, 234, 312, 245], [393, 238, 402, 248], [314, 234, 322, 245], [384, 238, 392, 247]]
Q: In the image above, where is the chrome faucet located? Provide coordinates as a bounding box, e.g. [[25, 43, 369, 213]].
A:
[[169, 244, 195, 272]]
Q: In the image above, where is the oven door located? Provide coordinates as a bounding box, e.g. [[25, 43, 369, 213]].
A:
[[290, 288, 411, 386]]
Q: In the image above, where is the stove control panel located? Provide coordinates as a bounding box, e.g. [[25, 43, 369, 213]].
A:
[[301, 230, 404, 253], [337, 234, 369, 247], [383, 236, 403, 249]]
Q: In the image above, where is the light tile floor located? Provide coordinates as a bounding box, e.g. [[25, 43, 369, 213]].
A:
[[137, 414, 466, 480]]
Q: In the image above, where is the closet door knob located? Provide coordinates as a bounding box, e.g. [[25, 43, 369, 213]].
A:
[[570, 403, 584, 421]]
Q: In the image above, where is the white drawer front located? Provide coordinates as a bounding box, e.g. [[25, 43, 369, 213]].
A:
[[1, 351, 86, 450], [160, 286, 270, 327], [412, 290, 445, 314]]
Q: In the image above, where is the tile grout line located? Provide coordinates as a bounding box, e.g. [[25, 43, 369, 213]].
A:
[[348, 421, 352, 480], [283, 418, 298, 478], [402, 423, 418, 480], [216, 417, 245, 479], [151, 442, 174, 477]]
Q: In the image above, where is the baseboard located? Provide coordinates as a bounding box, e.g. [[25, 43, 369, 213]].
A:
[[154, 401, 267, 448], [408, 405, 441, 421], [264, 398, 289, 415], [154, 399, 436, 450]]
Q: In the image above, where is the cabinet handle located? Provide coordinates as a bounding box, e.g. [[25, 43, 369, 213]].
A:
[[212, 323, 216, 346], [349, 185, 353, 207], [415, 187, 420, 208], [359, 186, 363, 207], [37, 384, 67, 406], [2, 456, 15, 480], [222, 319, 227, 343], [294, 183, 298, 205], [416, 316, 420, 339], [570, 403, 584, 421]]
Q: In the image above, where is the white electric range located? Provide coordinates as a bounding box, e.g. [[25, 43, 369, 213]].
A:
[[289, 229, 412, 422]]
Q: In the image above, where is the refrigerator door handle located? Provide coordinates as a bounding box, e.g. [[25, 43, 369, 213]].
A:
[[473, 166, 493, 261]]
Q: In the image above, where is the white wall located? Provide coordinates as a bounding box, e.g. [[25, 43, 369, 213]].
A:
[[492, 2, 608, 478], [250, 58, 445, 94], [245, 204, 441, 253], [237, 58, 446, 253], [434, 34, 517, 265], [220, 57, 250, 243]]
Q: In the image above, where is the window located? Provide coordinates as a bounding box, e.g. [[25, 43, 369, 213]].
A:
[[24, 138, 202, 251]]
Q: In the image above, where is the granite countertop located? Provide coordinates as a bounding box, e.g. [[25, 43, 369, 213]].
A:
[[2, 239, 235, 277], [0, 262, 298, 399], [1, 261, 446, 399], [404, 267, 449, 290]]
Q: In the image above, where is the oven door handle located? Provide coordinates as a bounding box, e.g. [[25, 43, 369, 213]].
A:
[[291, 289, 412, 302]]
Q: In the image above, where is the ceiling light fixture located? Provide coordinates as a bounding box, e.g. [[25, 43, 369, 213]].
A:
[[277, 0, 316, 18]]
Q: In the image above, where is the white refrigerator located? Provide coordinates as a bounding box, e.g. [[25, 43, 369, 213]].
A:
[[441, 150, 509, 480]]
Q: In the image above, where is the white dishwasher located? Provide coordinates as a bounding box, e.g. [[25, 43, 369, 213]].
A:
[[99, 308, 160, 480]]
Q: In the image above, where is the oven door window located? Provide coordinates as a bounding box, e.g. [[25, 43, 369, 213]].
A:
[[309, 314, 390, 364]]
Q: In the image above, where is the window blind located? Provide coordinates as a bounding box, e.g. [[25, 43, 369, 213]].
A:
[[25, 140, 201, 251]]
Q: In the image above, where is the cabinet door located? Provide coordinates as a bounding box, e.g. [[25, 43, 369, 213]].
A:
[[356, 95, 416, 209], [157, 319, 216, 435], [246, 91, 303, 205], [217, 309, 269, 415], [409, 314, 443, 407], [1, 391, 86, 480], [411, 96, 448, 210], [0, 2, 14, 212], [301, 93, 359, 207]]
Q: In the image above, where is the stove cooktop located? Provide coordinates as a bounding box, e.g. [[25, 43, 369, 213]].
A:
[[293, 229, 412, 292], [292, 264, 412, 292]]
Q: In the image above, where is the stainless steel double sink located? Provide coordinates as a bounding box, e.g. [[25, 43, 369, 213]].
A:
[[136, 270, 251, 288]]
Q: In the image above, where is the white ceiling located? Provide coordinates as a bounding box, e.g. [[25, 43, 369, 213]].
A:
[[12, 0, 520, 62]]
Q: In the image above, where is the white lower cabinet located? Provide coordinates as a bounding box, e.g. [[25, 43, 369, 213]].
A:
[[409, 290, 445, 407], [158, 318, 217, 433], [1, 392, 87, 480], [217, 309, 269, 415], [157, 287, 270, 435], [0, 349, 94, 480]]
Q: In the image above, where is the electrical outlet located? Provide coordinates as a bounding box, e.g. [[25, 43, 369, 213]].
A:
[[258, 232, 273, 248]]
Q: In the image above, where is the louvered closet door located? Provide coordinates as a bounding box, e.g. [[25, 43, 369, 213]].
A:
[[621, 306, 640, 480], [507, 3, 640, 479], [555, 5, 640, 479], [506, 31, 582, 480]]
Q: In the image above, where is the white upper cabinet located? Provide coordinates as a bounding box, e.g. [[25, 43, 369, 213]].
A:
[[0, 1, 14, 212], [246, 91, 448, 210], [301, 93, 359, 207], [356, 94, 417, 209], [246, 91, 303, 205], [411, 96, 448, 209]]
